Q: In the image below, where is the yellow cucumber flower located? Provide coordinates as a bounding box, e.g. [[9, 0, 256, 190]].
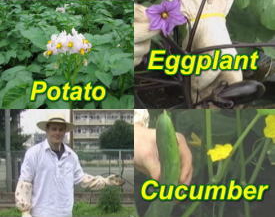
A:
[[207, 144, 233, 162], [263, 115, 275, 143]]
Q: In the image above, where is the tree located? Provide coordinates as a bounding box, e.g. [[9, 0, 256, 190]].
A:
[[99, 120, 133, 176], [0, 110, 30, 191], [99, 120, 133, 150], [0, 109, 30, 151]]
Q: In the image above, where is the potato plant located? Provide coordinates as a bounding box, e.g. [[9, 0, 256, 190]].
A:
[[0, 0, 133, 108]]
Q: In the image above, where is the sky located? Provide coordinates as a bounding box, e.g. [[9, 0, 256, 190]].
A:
[[20, 109, 70, 134]]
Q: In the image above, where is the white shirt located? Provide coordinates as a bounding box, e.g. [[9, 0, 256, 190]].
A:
[[19, 139, 84, 217]]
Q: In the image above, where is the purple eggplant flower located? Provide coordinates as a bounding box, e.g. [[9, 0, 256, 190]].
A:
[[146, 0, 187, 36]]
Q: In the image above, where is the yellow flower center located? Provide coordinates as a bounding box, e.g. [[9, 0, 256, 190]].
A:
[[83, 39, 90, 44], [79, 48, 85, 55], [47, 40, 52, 44], [56, 43, 62, 49], [68, 42, 74, 48], [161, 12, 169, 19], [46, 50, 53, 56]]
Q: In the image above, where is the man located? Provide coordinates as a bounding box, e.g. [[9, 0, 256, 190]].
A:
[[15, 115, 124, 217]]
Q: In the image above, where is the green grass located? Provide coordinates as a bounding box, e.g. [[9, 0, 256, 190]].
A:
[[0, 202, 137, 217], [73, 202, 137, 217], [0, 208, 20, 217]]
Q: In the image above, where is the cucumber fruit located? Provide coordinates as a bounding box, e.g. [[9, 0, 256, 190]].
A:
[[143, 110, 181, 217]]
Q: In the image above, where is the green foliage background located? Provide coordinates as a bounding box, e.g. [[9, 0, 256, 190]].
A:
[[99, 120, 134, 150], [228, 0, 275, 58], [0, 0, 133, 109], [0, 202, 137, 217], [0, 110, 29, 152], [97, 186, 122, 214]]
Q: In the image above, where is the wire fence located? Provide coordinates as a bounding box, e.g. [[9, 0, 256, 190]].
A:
[[0, 149, 134, 193]]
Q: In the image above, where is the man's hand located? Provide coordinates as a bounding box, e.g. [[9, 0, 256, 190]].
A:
[[134, 4, 159, 66], [106, 174, 125, 186], [180, 0, 242, 102], [15, 181, 32, 217], [80, 174, 125, 190], [134, 124, 193, 184]]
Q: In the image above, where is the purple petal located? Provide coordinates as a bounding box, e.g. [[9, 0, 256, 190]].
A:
[[162, 0, 180, 12], [151, 20, 166, 32], [150, 16, 163, 29], [161, 21, 170, 36], [166, 23, 175, 36], [146, 4, 164, 14], [146, 13, 159, 21], [168, 13, 187, 25], [146, 0, 187, 36]]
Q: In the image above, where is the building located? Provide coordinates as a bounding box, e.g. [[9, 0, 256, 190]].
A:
[[22, 133, 45, 148], [72, 110, 133, 150], [33, 133, 46, 144]]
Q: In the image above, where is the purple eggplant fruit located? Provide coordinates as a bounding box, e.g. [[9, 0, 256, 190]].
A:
[[195, 80, 266, 108]]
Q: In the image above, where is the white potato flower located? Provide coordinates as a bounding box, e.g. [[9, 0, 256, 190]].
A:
[[56, 7, 66, 13], [44, 28, 92, 57]]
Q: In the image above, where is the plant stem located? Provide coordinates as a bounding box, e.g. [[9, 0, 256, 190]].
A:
[[236, 110, 246, 182], [205, 109, 213, 180], [244, 201, 251, 217], [209, 160, 224, 184], [221, 113, 261, 179], [236, 110, 250, 217], [249, 139, 271, 184], [217, 176, 227, 217], [218, 201, 226, 217], [181, 201, 201, 217], [181, 110, 214, 217], [245, 138, 265, 165]]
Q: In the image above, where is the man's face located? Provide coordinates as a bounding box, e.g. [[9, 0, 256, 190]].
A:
[[46, 123, 66, 145]]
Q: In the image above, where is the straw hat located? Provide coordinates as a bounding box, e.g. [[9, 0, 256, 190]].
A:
[[37, 114, 74, 132]]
